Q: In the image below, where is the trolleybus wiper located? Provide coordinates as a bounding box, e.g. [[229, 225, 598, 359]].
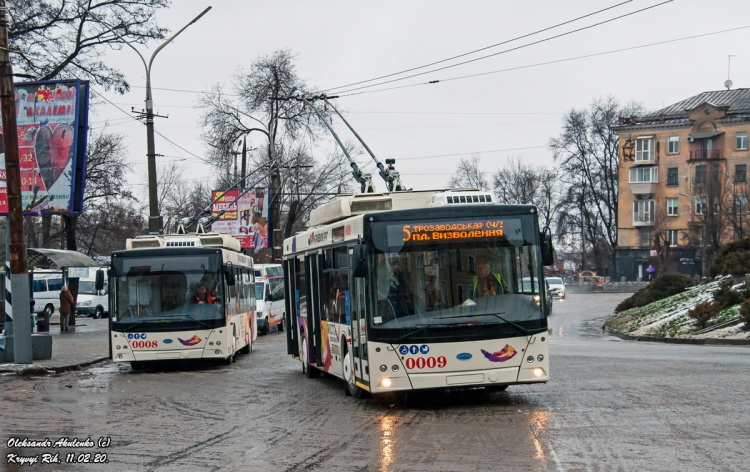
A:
[[394, 323, 447, 343], [437, 312, 532, 336], [179, 314, 214, 330]]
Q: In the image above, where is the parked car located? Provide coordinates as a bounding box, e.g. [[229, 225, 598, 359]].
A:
[[254, 264, 285, 335], [546, 276, 566, 299], [32, 271, 64, 317], [75, 267, 109, 319]]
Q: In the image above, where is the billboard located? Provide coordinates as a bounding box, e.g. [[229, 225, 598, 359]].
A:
[[211, 187, 270, 251], [0, 80, 90, 215]]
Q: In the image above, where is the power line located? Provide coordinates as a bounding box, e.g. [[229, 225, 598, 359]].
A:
[[328, 1, 673, 95], [336, 24, 750, 98], [320, 0, 635, 93]]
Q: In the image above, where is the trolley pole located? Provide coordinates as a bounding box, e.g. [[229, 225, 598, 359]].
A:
[[0, 0, 32, 363]]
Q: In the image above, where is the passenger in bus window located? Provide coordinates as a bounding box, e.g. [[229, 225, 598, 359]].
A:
[[471, 259, 504, 299], [191, 285, 217, 304]]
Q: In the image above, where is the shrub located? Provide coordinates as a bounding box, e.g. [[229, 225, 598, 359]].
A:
[[740, 299, 750, 332], [712, 280, 744, 308], [614, 273, 695, 313], [708, 238, 750, 278], [687, 300, 721, 329]]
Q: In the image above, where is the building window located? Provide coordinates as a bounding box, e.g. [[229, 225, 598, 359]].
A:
[[636, 138, 653, 161], [668, 136, 679, 154], [667, 198, 678, 216], [695, 196, 707, 215], [711, 163, 720, 182], [695, 165, 707, 184], [667, 229, 678, 246], [735, 164, 746, 183], [638, 229, 652, 247], [629, 166, 658, 182], [735, 197, 748, 214], [667, 167, 678, 186], [633, 199, 654, 223], [736, 131, 748, 150]]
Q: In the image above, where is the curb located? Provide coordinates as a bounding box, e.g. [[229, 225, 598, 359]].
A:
[[603, 326, 750, 346], [0, 357, 110, 376]]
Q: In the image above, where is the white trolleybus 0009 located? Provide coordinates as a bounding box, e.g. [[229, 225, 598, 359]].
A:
[[109, 232, 257, 369], [282, 189, 555, 397]]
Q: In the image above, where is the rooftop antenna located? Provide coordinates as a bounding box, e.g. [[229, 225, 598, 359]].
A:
[[724, 54, 735, 90]]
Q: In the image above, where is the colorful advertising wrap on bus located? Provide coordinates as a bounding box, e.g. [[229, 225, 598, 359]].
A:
[[210, 187, 270, 251], [0, 80, 89, 215]]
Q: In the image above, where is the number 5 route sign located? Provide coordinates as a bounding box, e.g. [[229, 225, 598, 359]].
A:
[[0, 79, 90, 215]]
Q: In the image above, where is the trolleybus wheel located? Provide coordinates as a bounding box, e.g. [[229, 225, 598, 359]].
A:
[[485, 384, 508, 392], [301, 338, 317, 378], [260, 318, 270, 335], [342, 348, 365, 398], [130, 361, 147, 371], [277, 317, 284, 332], [93, 306, 104, 319]]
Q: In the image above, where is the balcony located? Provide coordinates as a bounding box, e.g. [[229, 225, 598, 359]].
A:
[[630, 182, 658, 195], [688, 149, 723, 161]]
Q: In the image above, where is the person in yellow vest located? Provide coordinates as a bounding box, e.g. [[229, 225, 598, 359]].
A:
[[472, 259, 503, 299]]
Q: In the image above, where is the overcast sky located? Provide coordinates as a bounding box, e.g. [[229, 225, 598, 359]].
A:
[[92, 0, 750, 199]]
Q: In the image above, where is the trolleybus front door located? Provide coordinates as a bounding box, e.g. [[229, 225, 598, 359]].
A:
[[349, 269, 370, 391]]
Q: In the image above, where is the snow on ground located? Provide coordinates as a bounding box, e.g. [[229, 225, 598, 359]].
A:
[[607, 277, 750, 340]]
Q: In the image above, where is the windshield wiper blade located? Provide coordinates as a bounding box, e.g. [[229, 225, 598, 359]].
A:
[[394, 324, 444, 343], [180, 314, 214, 330], [437, 312, 531, 336]]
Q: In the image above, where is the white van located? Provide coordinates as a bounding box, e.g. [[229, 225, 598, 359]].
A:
[[32, 271, 64, 316], [75, 267, 109, 319], [254, 264, 285, 335]]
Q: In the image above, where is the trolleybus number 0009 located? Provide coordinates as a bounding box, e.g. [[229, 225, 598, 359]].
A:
[[405, 356, 447, 369]]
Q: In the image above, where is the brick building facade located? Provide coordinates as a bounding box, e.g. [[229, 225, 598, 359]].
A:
[[615, 88, 750, 281]]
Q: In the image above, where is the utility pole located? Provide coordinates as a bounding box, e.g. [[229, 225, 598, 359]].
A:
[[126, 6, 212, 234], [0, 0, 32, 363]]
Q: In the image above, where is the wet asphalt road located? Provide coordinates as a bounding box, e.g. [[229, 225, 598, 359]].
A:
[[2, 293, 749, 471]]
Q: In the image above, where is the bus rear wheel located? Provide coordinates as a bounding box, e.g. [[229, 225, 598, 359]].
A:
[[93, 307, 104, 319], [277, 317, 284, 332], [301, 338, 317, 378], [260, 318, 270, 335]]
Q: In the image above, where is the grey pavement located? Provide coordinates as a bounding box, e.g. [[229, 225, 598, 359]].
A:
[[0, 312, 109, 374]]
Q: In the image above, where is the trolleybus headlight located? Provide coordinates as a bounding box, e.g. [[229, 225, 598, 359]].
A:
[[216, 341, 221, 346], [532, 368, 545, 378], [391, 365, 400, 372], [116, 345, 120, 350], [537, 354, 544, 362], [527, 355, 534, 363], [379, 378, 392, 388], [117, 354, 123, 359], [215, 350, 221, 355], [380, 364, 387, 372]]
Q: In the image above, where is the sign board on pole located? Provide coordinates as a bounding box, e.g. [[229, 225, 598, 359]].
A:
[[0, 80, 90, 215], [211, 187, 270, 251]]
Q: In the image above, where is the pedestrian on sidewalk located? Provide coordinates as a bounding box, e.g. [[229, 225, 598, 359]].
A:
[[59, 284, 75, 332]]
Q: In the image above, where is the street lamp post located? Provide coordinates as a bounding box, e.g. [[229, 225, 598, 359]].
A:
[[126, 6, 212, 234]]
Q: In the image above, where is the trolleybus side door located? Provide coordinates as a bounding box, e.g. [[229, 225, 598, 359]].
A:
[[283, 258, 297, 356], [349, 249, 370, 391]]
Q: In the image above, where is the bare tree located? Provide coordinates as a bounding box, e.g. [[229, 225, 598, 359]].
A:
[[447, 154, 489, 190], [7, 0, 170, 92], [550, 96, 642, 275], [491, 157, 562, 233]]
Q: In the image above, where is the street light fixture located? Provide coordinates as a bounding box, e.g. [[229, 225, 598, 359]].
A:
[[125, 6, 212, 234]]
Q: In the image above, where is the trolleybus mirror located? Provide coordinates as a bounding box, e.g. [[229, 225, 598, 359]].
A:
[[541, 229, 554, 266], [95, 269, 105, 291], [352, 243, 368, 278]]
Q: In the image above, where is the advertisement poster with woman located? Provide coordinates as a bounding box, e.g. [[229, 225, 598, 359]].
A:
[[211, 187, 269, 252], [0, 80, 89, 215]]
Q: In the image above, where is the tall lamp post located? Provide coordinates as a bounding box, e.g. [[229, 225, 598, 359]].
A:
[[126, 6, 212, 234]]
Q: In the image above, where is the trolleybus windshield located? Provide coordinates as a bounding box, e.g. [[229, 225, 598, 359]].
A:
[[370, 215, 547, 341], [111, 253, 224, 331]]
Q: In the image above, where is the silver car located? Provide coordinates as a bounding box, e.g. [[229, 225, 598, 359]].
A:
[[546, 277, 566, 299]]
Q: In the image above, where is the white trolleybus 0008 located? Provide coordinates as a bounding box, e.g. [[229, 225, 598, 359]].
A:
[[109, 232, 257, 369], [282, 189, 555, 397]]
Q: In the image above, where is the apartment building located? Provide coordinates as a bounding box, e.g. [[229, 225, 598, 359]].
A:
[[615, 88, 750, 281]]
